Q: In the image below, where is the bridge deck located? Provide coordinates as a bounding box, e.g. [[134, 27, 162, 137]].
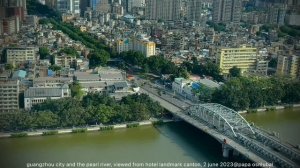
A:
[[140, 88, 271, 165]]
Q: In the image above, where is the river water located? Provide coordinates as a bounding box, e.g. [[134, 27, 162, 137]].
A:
[[243, 107, 300, 145], [0, 108, 299, 168]]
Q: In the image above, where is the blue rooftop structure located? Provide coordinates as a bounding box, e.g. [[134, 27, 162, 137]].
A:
[[12, 70, 26, 79], [192, 83, 201, 90], [48, 70, 55, 77]]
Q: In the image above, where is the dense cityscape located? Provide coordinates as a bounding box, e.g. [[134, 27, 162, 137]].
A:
[[0, 0, 300, 168]]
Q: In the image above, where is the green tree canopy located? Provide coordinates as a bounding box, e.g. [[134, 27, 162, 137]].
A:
[[70, 82, 84, 99], [59, 47, 80, 58], [89, 50, 110, 68], [39, 47, 50, 59], [229, 66, 241, 77]]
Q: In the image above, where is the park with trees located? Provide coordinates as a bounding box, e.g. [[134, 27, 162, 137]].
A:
[[0, 93, 165, 132]]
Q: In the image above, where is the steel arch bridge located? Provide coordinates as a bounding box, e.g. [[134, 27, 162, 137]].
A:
[[186, 103, 255, 137]]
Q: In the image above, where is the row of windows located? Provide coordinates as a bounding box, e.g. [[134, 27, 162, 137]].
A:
[[0, 94, 18, 97], [0, 106, 18, 109], [31, 99, 46, 104], [8, 51, 34, 53], [0, 101, 18, 103]]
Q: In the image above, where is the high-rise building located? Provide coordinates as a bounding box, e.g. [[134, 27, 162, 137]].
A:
[[0, 0, 26, 35], [57, 0, 80, 14], [216, 45, 258, 76], [277, 55, 300, 78], [80, 0, 90, 16], [90, 0, 101, 10], [187, 0, 202, 22], [127, 0, 145, 12], [90, 0, 111, 13], [0, 80, 19, 113], [1, 16, 20, 35], [212, 0, 241, 23], [145, 0, 180, 21], [45, 0, 57, 9], [268, 3, 287, 25]]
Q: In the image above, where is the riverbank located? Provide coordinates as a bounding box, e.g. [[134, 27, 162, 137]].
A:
[[0, 119, 174, 139], [238, 103, 300, 114]]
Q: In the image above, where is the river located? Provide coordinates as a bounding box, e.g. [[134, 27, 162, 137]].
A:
[[243, 107, 300, 145], [0, 108, 299, 168], [0, 122, 226, 168]]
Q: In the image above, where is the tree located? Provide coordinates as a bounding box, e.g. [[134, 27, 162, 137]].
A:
[[59, 47, 79, 58], [89, 50, 110, 68], [196, 85, 214, 102], [39, 47, 50, 59], [33, 111, 59, 129], [282, 81, 300, 103], [49, 64, 61, 71], [70, 82, 84, 99], [212, 78, 250, 110], [268, 58, 277, 68], [5, 64, 14, 70], [229, 66, 241, 77], [94, 105, 115, 124]]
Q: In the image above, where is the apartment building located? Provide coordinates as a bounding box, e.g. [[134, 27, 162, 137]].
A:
[[187, 0, 202, 22], [0, 80, 19, 113], [6, 47, 36, 65], [145, 0, 180, 21], [132, 38, 155, 57], [116, 35, 156, 57], [212, 0, 241, 23], [57, 0, 80, 14], [277, 55, 300, 78], [54, 55, 76, 68], [216, 45, 258, 76]]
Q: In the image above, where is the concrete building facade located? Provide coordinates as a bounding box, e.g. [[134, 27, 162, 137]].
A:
[[277, 55, 300, 78], [6, 47, 36, 66], [116, 35, 156, 57], [24, 84, 71, 109], [0, 80, 19, 113], [216, 45, 258, 76], [57, 0, 80, 14], [187, 0, 202, 22], [212, 0, 241, 23], [145, 0, 180, 21]]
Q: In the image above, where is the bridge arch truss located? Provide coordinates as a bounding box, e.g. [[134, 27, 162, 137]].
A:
[[186, 103, 255, 137]]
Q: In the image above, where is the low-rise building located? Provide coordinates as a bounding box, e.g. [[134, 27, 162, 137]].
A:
[[33, 77, 73, 87], [24, 84, 71, 109], [6, 47, 36, 66], [54, 55, 76, 68]]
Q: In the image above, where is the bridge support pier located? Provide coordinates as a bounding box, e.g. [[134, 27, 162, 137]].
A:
[[222, 144, 230, 158], [233, 150, 239, 157]]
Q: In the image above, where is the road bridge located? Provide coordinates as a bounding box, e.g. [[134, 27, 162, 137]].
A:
[[140, 85, 300, 168]]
